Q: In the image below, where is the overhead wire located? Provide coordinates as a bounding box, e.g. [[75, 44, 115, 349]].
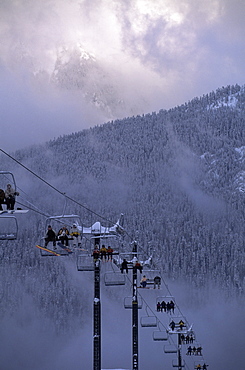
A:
[[0, 148, 127, 230]]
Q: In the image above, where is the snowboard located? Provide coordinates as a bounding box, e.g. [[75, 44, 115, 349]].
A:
[[35, 244, 61, 256], [57, 242, 73, 254]]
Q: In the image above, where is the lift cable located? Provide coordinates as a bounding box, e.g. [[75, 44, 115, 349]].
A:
[[122, 267, 206, 368], [0, 148, 122, 228], [16, 200, 50, 218], [1, 149, 207, 367]]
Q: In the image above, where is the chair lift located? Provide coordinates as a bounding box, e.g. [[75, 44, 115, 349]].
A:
[[152, 330, 168, 341], [153, 322, 168, 341], [156, 295, 176, 304], [124, 296, 143, 309], [140, 306, 158, 327], [194, 360, 208, 369], [39, 214, 83, 256], [140, 269, 161, 288], [172, 358, 185, 368], [0, 216, 18, 240], [156, 296, 176, 313], [163, 344, 178, 354], [104, 271, 126, 286], [0, 171, 28, 214], [91, 234, 121, 257], [168, 316, 190, 334], [77, 253, 95, 271], [119, 252, 144, 264], [77, 216, 124, 271]]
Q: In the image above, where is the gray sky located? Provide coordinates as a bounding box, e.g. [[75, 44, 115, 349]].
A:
[[0, 0, 244, 151]]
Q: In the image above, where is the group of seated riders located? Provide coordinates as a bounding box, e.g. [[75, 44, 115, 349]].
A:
[[45, 224, 81, 248], [92, 245, 114, 261], [0, 184, 20, 211]]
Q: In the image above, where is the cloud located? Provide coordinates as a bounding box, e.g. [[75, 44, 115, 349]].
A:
[[0, 0, 244, 151], [0, 64, 104, 152]]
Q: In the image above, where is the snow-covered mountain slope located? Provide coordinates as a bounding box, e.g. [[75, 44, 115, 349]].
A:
[[3, 83, 243, 295]]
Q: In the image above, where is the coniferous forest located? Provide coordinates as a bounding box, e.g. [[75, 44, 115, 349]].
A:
[[0, 84, 244, 370]]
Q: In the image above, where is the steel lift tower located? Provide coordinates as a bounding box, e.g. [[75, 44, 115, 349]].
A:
[[93, 235, 101, 370], [132, 241, 139, 370]]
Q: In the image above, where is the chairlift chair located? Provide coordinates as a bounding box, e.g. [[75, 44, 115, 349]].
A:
[[41, 214, 83, 249], [163, 344, 178, 354], [172, 359, 185, 368], [104, 271, 126, 286], [140, 269, 161, 288], [153, 322, 168, 341], [168, 316, 190, 334], [152, 330, 168, 341], [156, 295, 175, 303], [194, 360, 208, 369], [119, 252, 144, 263], [124, 296, 143, 309], [77, 253, 95, 271], [0, 171, 28, 213], [0, 216, 18, 240], [140, 315, 158, 328], [44, 214, 83, 232]]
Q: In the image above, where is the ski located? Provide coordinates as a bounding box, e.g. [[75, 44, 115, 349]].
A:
[[35, 244, 61, 256]]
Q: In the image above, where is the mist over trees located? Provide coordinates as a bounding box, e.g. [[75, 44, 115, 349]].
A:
[[0, 84, 244, 369]]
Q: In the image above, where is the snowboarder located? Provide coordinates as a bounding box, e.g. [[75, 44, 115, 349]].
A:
[[45, 225, 56, 248]]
